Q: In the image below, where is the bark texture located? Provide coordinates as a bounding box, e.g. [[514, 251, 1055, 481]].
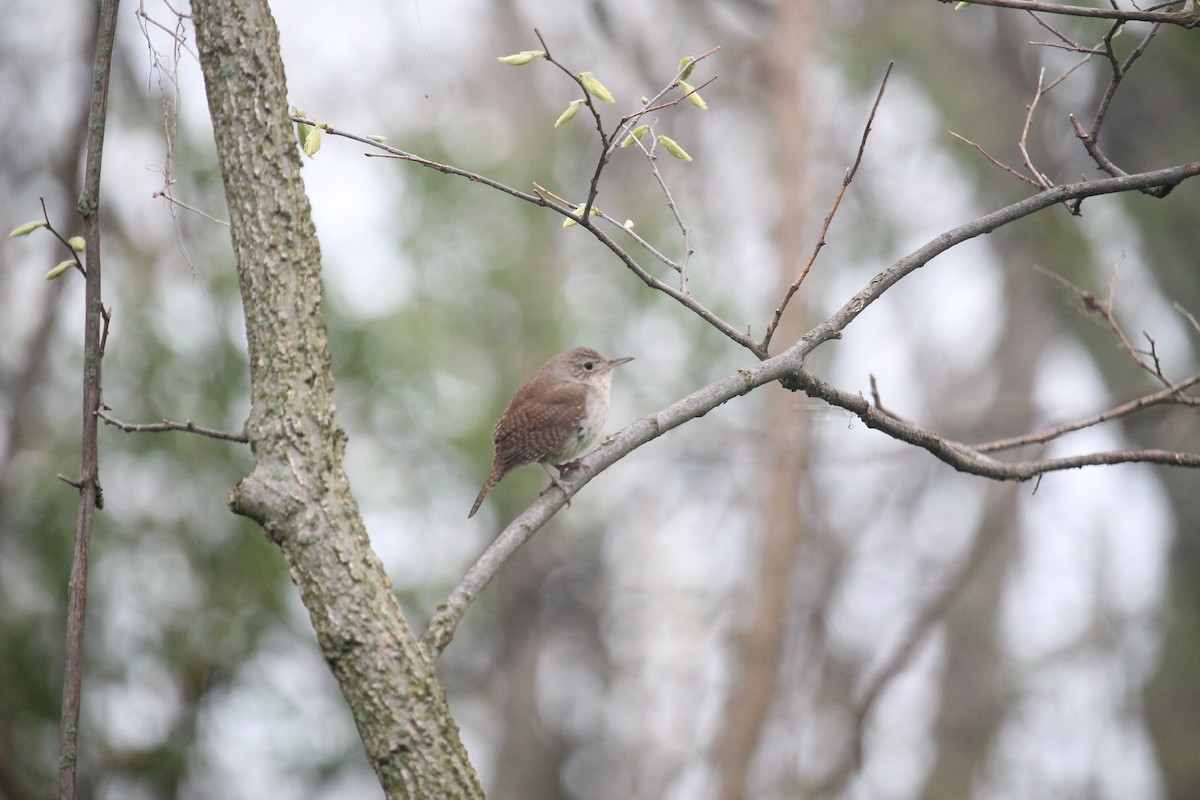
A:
[[190, 2, 482, 796]]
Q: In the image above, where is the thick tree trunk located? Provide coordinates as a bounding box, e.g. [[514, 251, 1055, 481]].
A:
[[190, 2, 483, 797]]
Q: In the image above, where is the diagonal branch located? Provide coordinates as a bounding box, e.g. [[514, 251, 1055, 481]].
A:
[[330, 119, 765, 352], [762, 61, 893, 353], [976, 373, 1200, 453]]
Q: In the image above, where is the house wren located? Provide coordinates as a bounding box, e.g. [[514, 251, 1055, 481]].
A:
[[469, 347, 634, 518]]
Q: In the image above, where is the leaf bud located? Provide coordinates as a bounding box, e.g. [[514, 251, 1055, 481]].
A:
[[620, 124, 650, 148], [554, 99, 584, 128], [45, 260, 74, 280], [677, 81, 708, 110], [302, 126, 322, 158], [577, 72, 615, 103], [497, 50, 545, 66], [679, 56, 696, 82], [9, 220, 46, 237], [658, 135, 693, 161]]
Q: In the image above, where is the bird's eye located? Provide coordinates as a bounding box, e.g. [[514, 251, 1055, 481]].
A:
[[584, 362, 594, 370]]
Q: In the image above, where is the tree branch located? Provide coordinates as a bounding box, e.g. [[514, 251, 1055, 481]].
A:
[[97, 409, 250, 443], [423, 161, 1200, 654], [60, 2, 119, 798], [937, 0, 1200, 28], [794, 368, 1200, 475], [975, 373, 1200, 453]]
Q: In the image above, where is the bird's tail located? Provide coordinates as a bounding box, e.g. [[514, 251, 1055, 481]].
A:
[[468, 473, 499, 518]]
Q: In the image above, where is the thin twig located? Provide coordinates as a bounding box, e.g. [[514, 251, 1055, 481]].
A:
[[151, 187, 230, 225], [1174, 301, 1200, 337], [947, 131, 1040, 187], [761, 61, 893, 353], [534, 30, 718, 231], [604, 47, 721, 162], [533, 181, 682, 275], [1068, 21, 1170, 200], [1034, 263, 1175, 387], [1018, 68, 1056, 193], [97, 408, 249, 443], [976, 373, 1200, 453], [624, 127, 695, 292]]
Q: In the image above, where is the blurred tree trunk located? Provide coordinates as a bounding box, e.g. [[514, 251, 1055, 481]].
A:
[[190, 1, 482, 797], [715, 4, 817, 798]]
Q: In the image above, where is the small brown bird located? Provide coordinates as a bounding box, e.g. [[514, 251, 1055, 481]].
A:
[[469, 347, 634, 518]]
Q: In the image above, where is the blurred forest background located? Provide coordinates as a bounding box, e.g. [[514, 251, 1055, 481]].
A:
[[2, 1, 1199, 798]]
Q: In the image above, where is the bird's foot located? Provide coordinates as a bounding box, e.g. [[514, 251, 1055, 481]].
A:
[[554, 459, 590, 475]]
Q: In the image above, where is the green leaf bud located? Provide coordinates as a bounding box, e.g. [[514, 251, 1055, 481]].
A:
[[577, 72, 615, 103], [497, 50, 545, 66], [658, 135, 693, 161], [554, 99, 584, 128], [302, 126, 322, 158], [9, 220, 46, 237], [45, 260, 74, 280], [679, 56, 696, 82], [296, 119, 313, 148], [562, 203, 600, 227], [620, 124, 650, 148], [678, 81, 708, 110]]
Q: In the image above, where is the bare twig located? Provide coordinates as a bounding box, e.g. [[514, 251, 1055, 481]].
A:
[[136, 0, 219, 278], [1068, 21, 1170, 201], [1034, 263, 1176, 387], [151, 187, 230, 225], [948, 132, 1040, 187], [976, 373, 1200, 453], [762, 62, 893, 353], [1018, 68, 1057, 195], [97, 409, 249, 443], [1175, 301, 1200, 337]]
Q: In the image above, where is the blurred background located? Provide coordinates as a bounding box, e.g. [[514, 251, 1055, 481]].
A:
[[2, 1, 1198, 799]]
